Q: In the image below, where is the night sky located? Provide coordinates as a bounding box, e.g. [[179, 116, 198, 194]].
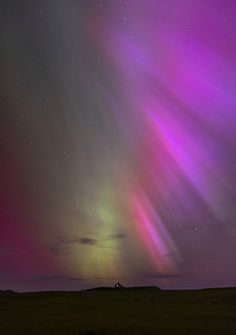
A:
[[1, 0, 236, 291]]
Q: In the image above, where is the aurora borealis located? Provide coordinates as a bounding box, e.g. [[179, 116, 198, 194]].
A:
[[1, 0, 236, 291]]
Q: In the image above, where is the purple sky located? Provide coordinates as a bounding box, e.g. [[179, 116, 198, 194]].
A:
[[1, 0, 236, 291]]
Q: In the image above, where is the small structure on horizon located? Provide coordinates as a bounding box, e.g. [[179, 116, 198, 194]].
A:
[[114, 282, 123, 289]]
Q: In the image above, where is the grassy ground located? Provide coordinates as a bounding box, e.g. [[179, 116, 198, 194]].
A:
[[0, 287, 236, 334]]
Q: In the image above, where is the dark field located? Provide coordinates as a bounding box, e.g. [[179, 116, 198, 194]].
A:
[[0, 287, 236, 334]]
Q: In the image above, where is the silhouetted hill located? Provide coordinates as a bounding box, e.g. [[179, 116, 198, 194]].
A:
[[0, 289, 18, 295], [84, 285, 161, 292]]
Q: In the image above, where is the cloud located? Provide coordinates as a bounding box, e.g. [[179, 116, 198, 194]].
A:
[[106, 233, 127, 240], [76, 237, 97, 245], [46, 243, 71, 256], [59, 236, 98, 245], [46, 233, 127, 256], [60, 234, 127, 245], [46, 236, 98, 255]]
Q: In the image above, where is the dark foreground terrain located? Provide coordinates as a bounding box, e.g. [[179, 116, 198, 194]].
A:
[[0, 287, 236, 334]]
